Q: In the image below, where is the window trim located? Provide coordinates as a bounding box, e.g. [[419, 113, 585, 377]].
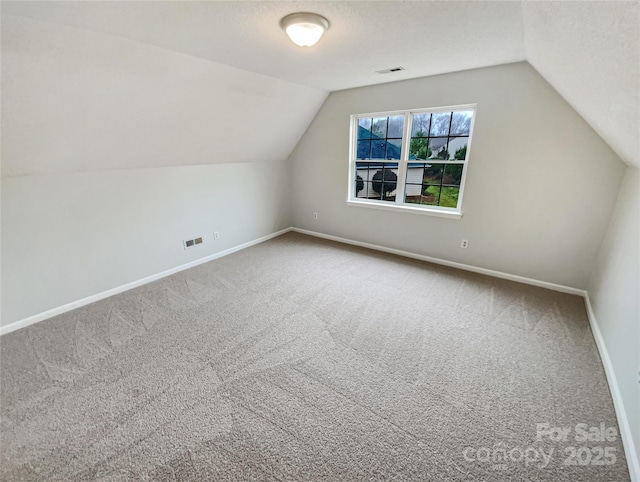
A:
[[347, 103, 477, 219]]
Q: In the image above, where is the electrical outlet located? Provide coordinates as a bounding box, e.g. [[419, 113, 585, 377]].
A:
[[461, 239, 469, 249], [213, 231, 220, 240], [313, 212, 318, 220]]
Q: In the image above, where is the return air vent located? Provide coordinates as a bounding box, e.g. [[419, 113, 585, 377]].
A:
[[375, 66, 405, 74], [184, 236, 203, 249]]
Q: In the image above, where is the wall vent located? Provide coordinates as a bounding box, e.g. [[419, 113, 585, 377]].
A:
[[375, 66, 405, 74], [184, 237, 203, 249]]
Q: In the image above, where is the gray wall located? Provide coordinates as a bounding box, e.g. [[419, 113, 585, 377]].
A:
[[588, 166, 640, 468], [1, 14, 327, 177], [0, 14, 326, 326], [1, 163, 291, 326], [289, 62, 626, 289]]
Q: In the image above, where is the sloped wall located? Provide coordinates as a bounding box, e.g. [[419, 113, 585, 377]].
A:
[[587, 166, 640, 476], [289, 62, 626, 289], [2, 15, 327, 176], [0, 15, 327, 326]]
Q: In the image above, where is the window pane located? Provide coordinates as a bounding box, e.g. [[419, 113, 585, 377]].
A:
[[355, 162, 397, 202], [355, 162, 375, 198], [364, 182, 375, 199], [355, 174, 365, 197], [438, 187, 460, 208], [371, 139, 387, 159], [412, 113, 431, 137], [353, 108, 473, 210], [354, 162, 369, 198], [371, 165, 398, 201], [403, 163, 460, 207], [405, 184, 423, 199], [409, 136, 429, 160], [358, 118, 372, 139], [404, 163, 424, 204], [447, 136, 469, 160], [428, 137, 449, 160], [405, 163, 424, 185], [450, 111, 473, 136], [387, 115, 404, 138], [430, 112, 452, 136], [357, 115, 405, 161], [423, 163, 444, 184], [421, 185, 441, 205], [385, 138, 402, 159], [371, 117, 388, 138], [357, 140, 371, 159], [443, 164, 463, 187]]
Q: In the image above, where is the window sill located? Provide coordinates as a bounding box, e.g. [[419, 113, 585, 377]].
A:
[[346, 200, 462, 219]]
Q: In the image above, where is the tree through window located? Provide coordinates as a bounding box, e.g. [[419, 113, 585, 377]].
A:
[[350, 106, 475, 215]]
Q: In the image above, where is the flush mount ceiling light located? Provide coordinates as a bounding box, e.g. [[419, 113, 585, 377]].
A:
[[280, 12, 329, 47]]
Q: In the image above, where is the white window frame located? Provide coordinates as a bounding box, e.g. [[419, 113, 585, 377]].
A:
[[347, 104, 477, 220]]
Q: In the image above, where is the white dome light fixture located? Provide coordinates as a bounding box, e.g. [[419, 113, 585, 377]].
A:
[[280, 12, 330, 47]]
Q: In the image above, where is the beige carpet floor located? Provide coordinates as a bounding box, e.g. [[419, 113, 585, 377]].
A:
[[0, 232, 630, 481]]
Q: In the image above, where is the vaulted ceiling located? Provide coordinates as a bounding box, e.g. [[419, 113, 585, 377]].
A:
[[522, 1, 638, 169], [3, 1, 638, 168]]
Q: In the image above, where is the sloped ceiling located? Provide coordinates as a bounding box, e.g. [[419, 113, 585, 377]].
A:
[[2, 1, 638, 168], [522, 1, 639, 168], [1, 14, 328, 176]]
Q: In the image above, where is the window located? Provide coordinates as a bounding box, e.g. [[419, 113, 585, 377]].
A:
[[348, 105, 475, 219]]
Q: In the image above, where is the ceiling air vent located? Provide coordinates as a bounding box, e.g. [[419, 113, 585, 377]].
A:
[[376, 66, 405, 74]]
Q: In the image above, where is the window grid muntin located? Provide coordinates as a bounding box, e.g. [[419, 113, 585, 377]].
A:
[[355, 161, 399, 202], [351, 105, 475, 213], [356, 115, 404, 161], [404, 162, 463, 208]]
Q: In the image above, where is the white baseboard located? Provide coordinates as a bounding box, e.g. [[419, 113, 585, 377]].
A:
[[292, 227, 638, 481], [291, 227, 584, 295], [0, 228, 292, 336], [584, 294, 640, 482], [2, 225, 637, 479], [0, 226, 582, 336]]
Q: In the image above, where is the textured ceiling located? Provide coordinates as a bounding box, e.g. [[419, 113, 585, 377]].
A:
[[1, 1, 526, 91], [522, 1, 639, 168], [2, 1, 638, 167]]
